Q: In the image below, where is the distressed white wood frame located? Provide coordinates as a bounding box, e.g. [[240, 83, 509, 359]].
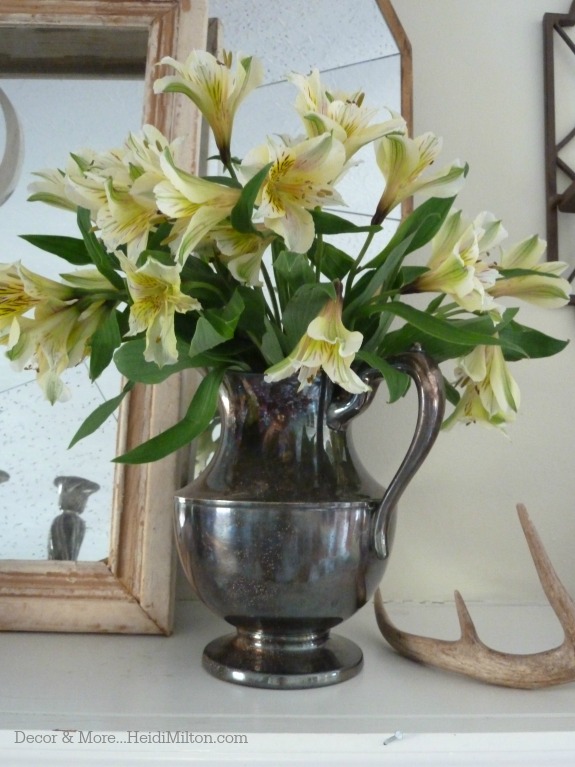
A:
[[0, 0, 208, 635]]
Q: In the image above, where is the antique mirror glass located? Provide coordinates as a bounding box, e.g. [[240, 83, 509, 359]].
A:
[[0, 0, 208, 634], [0, 77, 144, 562]]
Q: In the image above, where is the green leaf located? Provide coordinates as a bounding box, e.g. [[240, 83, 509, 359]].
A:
[[444, 379, 461, 407], [311, 209, 380, 235], [89, 308, 122, 381], [202, 175, 242, 188], [398, 265, 430, 287], [146, 221, 174, 251], [282, 282, 336, 348], [383, 301, 503, 348], [113, 368, 225, 464], [379, 314, 497, 361], [355, 350, 410, 403], [114, 338, 196, 383], [236, 285, 267, 340], [274, 250, 316, 295], [68, 381, 134, 449], [261, 317, 288, 364], [189, 290, 245, 357], [499, 321, 569, 361], [19, 234, 92, 266], [230, 162, 272, 234], [309, 241, 355, 281], [180, 256, 229, 305], [344, 231, 417, 321], [365, 196, 455, 270], [136, 249, 175, 268], [76, 207, 125, 290]]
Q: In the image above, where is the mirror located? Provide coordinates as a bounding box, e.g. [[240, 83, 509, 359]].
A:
[[0, 0, 208, 634], [0, 79, 145, 562]]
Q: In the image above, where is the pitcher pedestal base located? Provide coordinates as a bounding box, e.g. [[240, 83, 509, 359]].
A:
[[202, 630, 364, 690]]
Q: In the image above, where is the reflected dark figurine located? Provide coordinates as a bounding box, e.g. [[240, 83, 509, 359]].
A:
[[0, 470, 9, 484], [48, 476, 100, 561]]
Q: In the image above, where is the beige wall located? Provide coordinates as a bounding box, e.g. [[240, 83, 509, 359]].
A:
[[356, 0, 575, 602]]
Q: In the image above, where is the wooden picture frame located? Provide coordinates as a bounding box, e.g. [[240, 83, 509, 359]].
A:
[[0, 0, 208, 634]]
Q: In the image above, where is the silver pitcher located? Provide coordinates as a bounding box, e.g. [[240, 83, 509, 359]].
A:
[[174, 348, 444, 689]]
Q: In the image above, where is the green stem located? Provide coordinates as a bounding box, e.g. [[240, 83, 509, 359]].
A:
[[224, 160, 239, 184], [314, 234, 324, 282], [345, 229, 376, 300], [261, 261, 282, 328]]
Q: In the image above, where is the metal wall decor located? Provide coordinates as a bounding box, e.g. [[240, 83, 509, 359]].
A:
[[0, 88, 23, 207], [544, 2, 575, 304]]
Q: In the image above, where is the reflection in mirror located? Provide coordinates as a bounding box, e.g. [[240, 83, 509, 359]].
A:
[[208, 0, 406, 246], [0, 76, 144, 560]]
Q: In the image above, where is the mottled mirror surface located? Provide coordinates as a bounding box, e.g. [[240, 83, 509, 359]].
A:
[[0, 78, 144, 560], [208, 0, 401, 231]]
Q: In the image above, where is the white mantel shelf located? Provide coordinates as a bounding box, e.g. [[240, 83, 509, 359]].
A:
[[1, 599, 575, 765]]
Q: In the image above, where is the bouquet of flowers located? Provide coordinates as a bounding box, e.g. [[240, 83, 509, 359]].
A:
[[0, 50, 569, 463]]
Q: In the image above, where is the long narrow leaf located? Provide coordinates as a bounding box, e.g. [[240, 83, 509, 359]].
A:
[[311, 209, 380, 235], [355, 349, 410, 402], [344, 232, 416, 321], [114, 338, 197, 384], [383, 301, 503, 347], [19, 234, 92, 266], [68, 381, 134, 449], [89, 308, 122, 381], [365, 196, 455, 270], [230, 163, 272, 234], [499, 321, 569, 361], [77, 207, 125, 290], [114, 368, 225, 464]]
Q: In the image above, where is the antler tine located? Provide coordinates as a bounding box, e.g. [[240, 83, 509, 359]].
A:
[[516, 503, 575, 643], [374, 504, 575, 689]]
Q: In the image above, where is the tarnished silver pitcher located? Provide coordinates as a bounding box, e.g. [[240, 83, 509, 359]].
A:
[[174, 348, 444, 689]]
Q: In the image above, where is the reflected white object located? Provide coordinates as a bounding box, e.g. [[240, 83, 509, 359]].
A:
[[0, 88, 24, 206]]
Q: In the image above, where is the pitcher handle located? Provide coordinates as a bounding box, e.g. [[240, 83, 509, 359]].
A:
[[371, 346, 445, 559], [325, 346, 445, 559]]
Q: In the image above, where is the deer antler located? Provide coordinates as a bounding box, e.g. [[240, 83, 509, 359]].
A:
[[374, 503, 575, 688]]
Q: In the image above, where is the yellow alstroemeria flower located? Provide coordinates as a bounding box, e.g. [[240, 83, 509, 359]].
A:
[[444, 344, 520, 432], [0, 263, 41, 332], [119, 254, 201, 367], [212, 225, 274, 286], [264, 296, 369, 394], [288, 68, 406, 160], [154, 50, 264, 164], [372, 132, 466, 223], [7, 299, 108, 403], [62, 147, 131, 217], [96, 178, 161, 261], [154, 149, 241, 265], [125, 125, 173, 179], [489, 235, 571, 308], [241, 133, 346, 254], [415, 211, 506, 313], [27, 168, 78, 212]]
